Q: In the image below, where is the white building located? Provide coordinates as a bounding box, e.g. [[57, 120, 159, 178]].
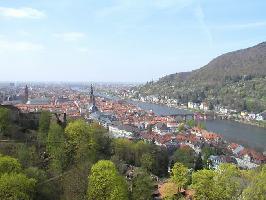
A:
[[108, 125, 133, 139], [199, 102, 209, 111]]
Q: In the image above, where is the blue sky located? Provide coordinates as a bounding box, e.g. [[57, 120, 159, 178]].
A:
[[0, 0, 266, 82]]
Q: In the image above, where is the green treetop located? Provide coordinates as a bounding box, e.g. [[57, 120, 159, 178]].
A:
[[170, 162, 189, 190], [131, 169, 154, 200], [0, 173, 36, 200], [87, 160, 128, 200], [0, 155, 21, 175]]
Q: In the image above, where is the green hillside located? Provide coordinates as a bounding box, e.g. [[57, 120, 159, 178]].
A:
[[136, 42, 266, 112]]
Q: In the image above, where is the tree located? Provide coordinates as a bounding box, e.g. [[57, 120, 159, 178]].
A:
[[0, 173, 36, 200], [89, 123, 111, 159], [172, 147, 195, 169], [37, 111, 51, 146], [140, 153, 154, 172], [209, 102, 214, 110], [198, 122, 206, 130], [178, 123, 185, 132], [158, 182, 179, 200], [134, 140, 151, 166], [170, 162, 189, 190], [187, 119, 196, 128], [47, 123, 66, 174], [201, 146, 216, 168], [112, 138, 134, 165], [65, 119, 90, 145], [194, 153, 204, 171], [88, 160, 128, 200], [17, 144, 38, 168], [192, 164, 244, 200], [243, 100, 247, 111], [131, 169, 154, 200], [152, 147, 169, 177], [17, 144, 39, 168], [215, 164, 243, 199], [242, 165, 266, 200], [192, 169, 217, 200], [65, 120, 97, 165], [0, 107, 10, 137], [25, 167, 60, 200], [0, 155, 21, 175], [61, 165, 89, 200]]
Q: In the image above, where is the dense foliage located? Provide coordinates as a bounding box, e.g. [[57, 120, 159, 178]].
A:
[[0, 107, 10, 137], [88, 160, 128, 200], [0, 109, 266, 199], [131, 169, 154, 200], [0, 155, 36, 200]]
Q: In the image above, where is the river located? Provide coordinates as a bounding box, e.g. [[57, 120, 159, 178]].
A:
[[128, 100, 266, 152], [95, 93, 266, 152]]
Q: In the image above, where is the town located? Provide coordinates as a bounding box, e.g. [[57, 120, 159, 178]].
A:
[[1, 82, 265, 171], [115, 89, 266, 126]]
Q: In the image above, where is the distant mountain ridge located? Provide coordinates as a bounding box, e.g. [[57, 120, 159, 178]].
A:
[[159, 42, 266, 85], [136, 42, 266, 112]]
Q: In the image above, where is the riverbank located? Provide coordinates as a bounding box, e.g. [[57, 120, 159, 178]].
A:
[[125, 99, 266, 152], [127, 98, 266, 129], [234, 119, 266, 129]]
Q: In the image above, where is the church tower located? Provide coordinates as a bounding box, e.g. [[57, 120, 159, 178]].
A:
[[88, 84, 98, 113], [24, 85, 29, 103], [90, 84, 96, 106]]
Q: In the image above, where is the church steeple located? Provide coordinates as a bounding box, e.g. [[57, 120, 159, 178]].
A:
[[88, 84, 98, 113], [24, 85, 29, 103], [90, 84, 96, 106]]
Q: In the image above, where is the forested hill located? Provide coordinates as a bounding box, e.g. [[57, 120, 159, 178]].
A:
[[136, 42, 266, 112]]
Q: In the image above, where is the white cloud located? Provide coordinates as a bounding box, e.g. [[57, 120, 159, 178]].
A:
[[0, 7, 46, 19], [194, 4, 213, 47], [0, 39, 44, 52], [54, 32, 86, 42], [214, 22, 266, 30]]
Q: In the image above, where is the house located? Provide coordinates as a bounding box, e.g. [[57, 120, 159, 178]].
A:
[[235, 148, 266, 168], [108, 124, 136, 139], [167, 122, 179, 132], [248, 113, 256, 120], [208, 155, 236, 169], [26, 98, 51, 105], [240, 111, 248, 117], [202, 131, 221, 142], [154, 133, 175, 146], [152, 122, 170, 135], [228, 143, 244, 155], [220, 107, 228, 114], [199, 102, 208, 111], [176, 134, 188, 142], [256, 111, 266, 121], [191, 127, 202, 137], [188, 102, 194, 109], [256, 114, 264, 121]]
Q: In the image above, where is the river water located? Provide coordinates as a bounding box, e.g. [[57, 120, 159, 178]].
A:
[[128, 100, 266, 152], [95, 92, 266, 152]]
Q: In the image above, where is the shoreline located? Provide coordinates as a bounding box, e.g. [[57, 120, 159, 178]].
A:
[[100, 94, 266, 153], [127, 98, 266, 129], [98, 93, 266, 129], [234, 119, 266, 129]]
